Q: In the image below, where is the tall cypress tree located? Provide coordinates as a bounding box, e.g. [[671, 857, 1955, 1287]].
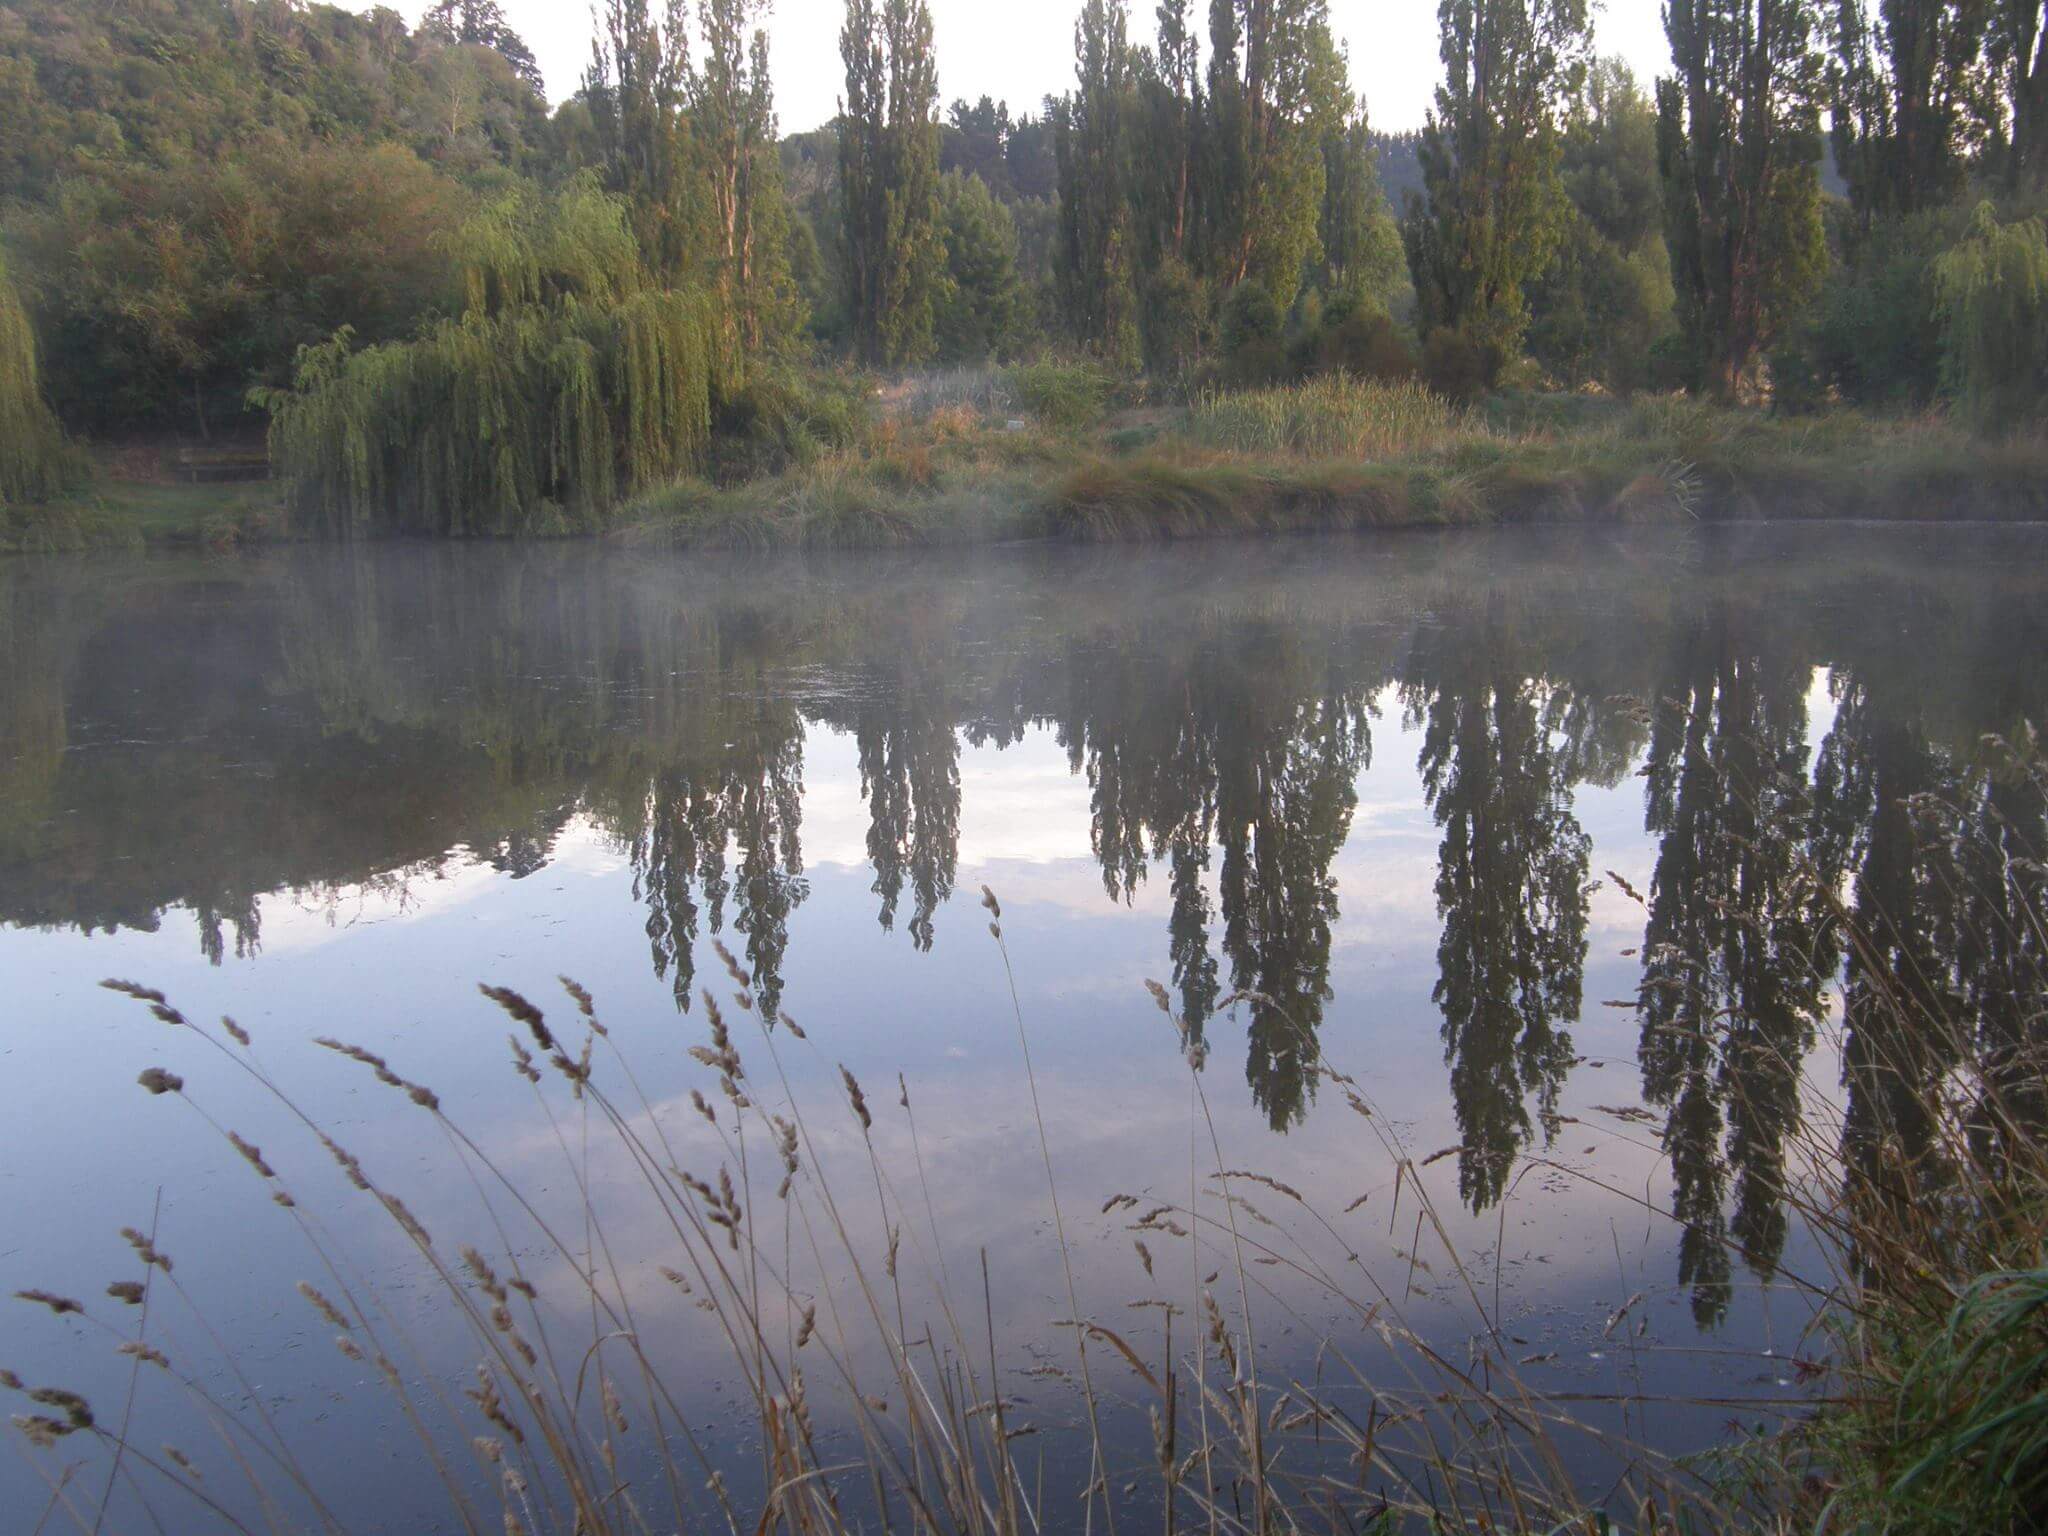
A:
[[1659, 0, 1828, 395], [1403, 0, 1590, 360]]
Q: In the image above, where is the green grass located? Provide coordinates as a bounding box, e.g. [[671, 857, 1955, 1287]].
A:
[[13, 385, 2048, 554], [3, 478, 282, 553]]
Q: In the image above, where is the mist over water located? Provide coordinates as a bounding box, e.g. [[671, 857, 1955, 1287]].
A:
[[3, 524, 2045, 1529]]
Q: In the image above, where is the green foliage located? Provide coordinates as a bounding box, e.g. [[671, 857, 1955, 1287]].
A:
[[1186, 374, 1455, 457], [1140, 255, 1211, 386], [1830, 0, 1986, 219], [266, 183, 722, 536], [7, 136, 469, 436], [708, 366, 874, 482], [0, 0, 548, 203], [1420, 326, 1504, 400], [1526, 62, 1676, 390], [689, 3, 808, 359], [839, 0, 945, 367], [1659, 0, 1829, 395], [1404, 0, 1591, 357], [1203, 1, 1350, 310], [586, 0, 705, 284], [1219, 281, 1289, 386], [1780, 204, 1965, 407], [933, 173, 1027, 363], [1052, 0, 1141, 365], [1007, 360, 1111, 430], [1933, 201, 2048, 430], [1317, 107, 1407, 308], [0, 252, 69, 507], [1297, 292, 1420, 382]]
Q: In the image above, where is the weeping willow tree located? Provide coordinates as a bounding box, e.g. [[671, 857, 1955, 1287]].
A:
[[1933, 202, 2048, 433], [265, 180, 723, 536], [0, 253, 69, 508]]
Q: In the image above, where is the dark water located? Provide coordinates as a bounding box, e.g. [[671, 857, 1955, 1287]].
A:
[[2, 525, 2044, 1531]]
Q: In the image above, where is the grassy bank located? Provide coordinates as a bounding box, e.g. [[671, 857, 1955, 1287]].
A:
[[12, 376, 2048, 553], [626, 379, 2048, 550], [2, 476, 280, 554]]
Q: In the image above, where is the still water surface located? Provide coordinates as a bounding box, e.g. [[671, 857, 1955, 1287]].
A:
[[3, 525, 2044, 1529]]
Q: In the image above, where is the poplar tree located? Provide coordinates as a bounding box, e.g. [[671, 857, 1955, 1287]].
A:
[[1201, 0, 1348, 308], [1830, 0, 1989, 219], [1989, 0, 2048, 187], [1054, 0, 1141, 362], [1659, 0, 1828, 395], [838, 0, 943, 366], [586, 0, 704, 283], [1403, 0, 1590, 360], [690, 0, 804, 356]]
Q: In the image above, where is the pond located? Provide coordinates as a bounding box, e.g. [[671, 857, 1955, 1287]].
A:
[[2, 523, 2044, 1532]]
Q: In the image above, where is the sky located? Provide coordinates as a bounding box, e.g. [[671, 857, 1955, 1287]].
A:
[[381, 0, 1675, 136]]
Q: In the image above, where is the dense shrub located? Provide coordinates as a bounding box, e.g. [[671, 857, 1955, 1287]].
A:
[[708, 368, 875, 483], [1420, 327, 1502, 402], [1007, 360, 1111, 430], [1219, 280, 1288, 387]]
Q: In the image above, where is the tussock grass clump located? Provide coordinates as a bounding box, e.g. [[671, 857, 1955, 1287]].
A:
[[1185, 375, 1459, 459]]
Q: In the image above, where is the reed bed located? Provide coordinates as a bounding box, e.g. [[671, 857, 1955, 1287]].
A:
[[1183, 378, 1460, 461], [7, 719, 2047, 1535]]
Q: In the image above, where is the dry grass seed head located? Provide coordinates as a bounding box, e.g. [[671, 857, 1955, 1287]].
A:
[[14, 1290, 83, 1316], [137, 1067, 182, 1096]]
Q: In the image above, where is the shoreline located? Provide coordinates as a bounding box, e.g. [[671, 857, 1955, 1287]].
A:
[[12, 395, 2048, 554]]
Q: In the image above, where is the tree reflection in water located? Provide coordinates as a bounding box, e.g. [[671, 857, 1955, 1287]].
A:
[[3, 532, 2046, 1323]]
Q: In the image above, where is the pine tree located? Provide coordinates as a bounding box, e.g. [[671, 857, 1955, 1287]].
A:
[[838, 0, 943, 365], [1403, 0, 1590, 361], [1660, 0, 1829, 395]]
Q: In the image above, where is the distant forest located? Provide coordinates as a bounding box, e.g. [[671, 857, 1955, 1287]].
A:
[[3, 0, 2046, 528]]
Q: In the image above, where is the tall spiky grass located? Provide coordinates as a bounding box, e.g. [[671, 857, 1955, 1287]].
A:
[[1184, 377, 1459, 460]]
